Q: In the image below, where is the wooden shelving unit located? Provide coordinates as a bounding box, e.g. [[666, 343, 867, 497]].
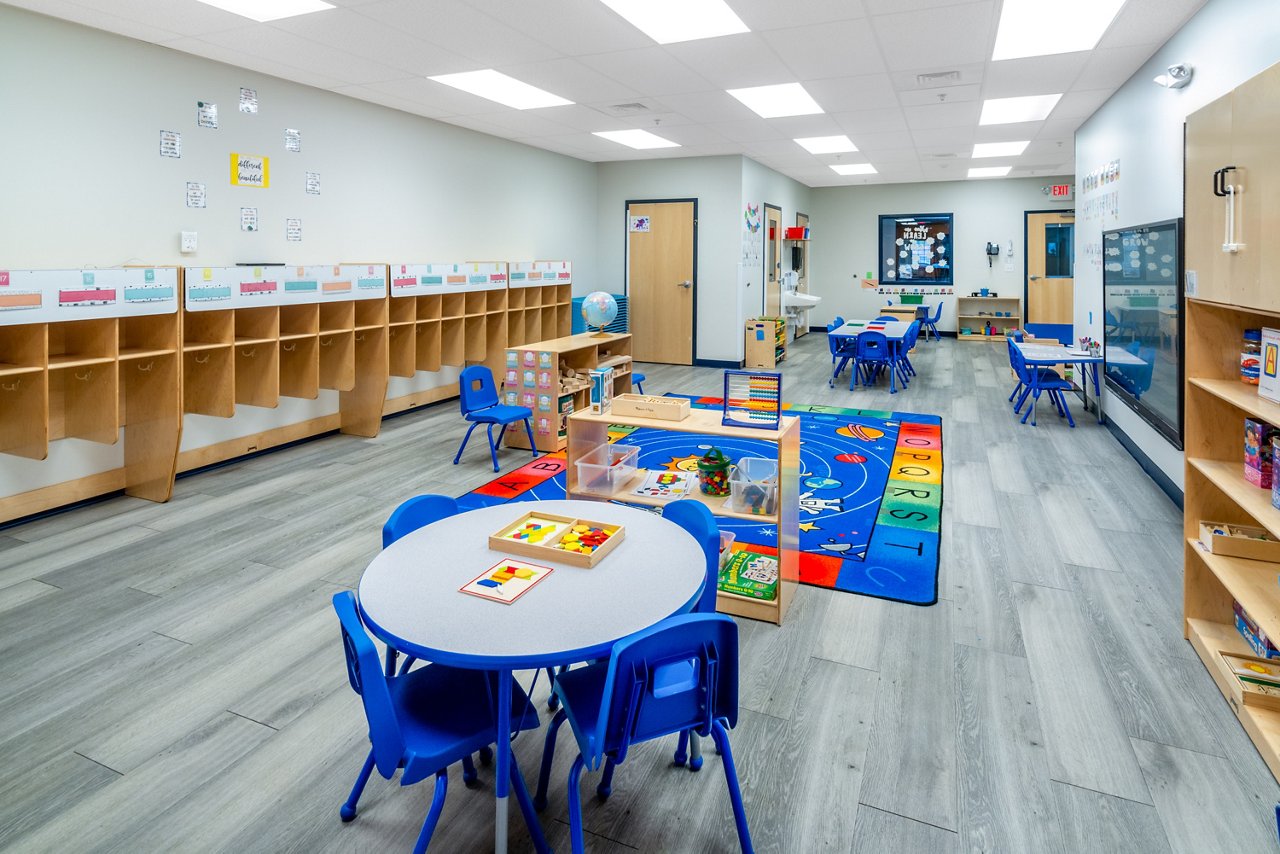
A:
[[503, 332, 632, 453], [387, 262, 510, 383], [0, 267, 182, 521], [957, 295, 1021, 342], [1184, 60, 1280, 783], [566, 406, 800, 625], [508, 261, 572, 348]]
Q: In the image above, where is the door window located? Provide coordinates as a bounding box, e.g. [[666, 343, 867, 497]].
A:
[[1044, 223, 1074, 277]]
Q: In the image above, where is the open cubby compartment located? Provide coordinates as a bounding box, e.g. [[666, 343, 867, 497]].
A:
[[486, 290, 507, 313], [485, 315, 507, 364], [465, 315, 487, 361], [505, 310, 525, 347], [441, 318, 465, 366], [389, 294, 417, 325], [556, 285, 572, 305], [597, 336, 632, 362], [417, 294, 442, 322], [235, 307, 279, 344], [119, 314, 177, 359], [184, 309, 233, 349], [48, 318, 117, 369], [319, 331, 356, 391], [48, 356, 119, 444], [536, 307, 554, 340], [0, 323, 47, 376], [524, 287, 543, 309], [415, 321, 442, 373], [121, 352, 181, 502], [557, 304, 571, 334], [279, 335, 320, 399], [0, 365, 48, 459], [279, 304, 319, 339], [442, 293, 466, 319], [319, 302, 355, 334], [355, 298, 387, 330], [523, 312, 541, 346], [508, 288, 526, 310], [184, 345, 234, 416], [465, 291, 487, 316], [388, 323, 417, 377], [235, 338, 279, 407]]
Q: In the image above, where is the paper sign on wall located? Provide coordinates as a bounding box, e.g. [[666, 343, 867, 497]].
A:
[[239, 87, 258, 114], [160, 130, 181, 158], [286, 218, 302, 242], [231, 153, 270, 188], [285, 128, 301, 153], [305, 171, 320, 195], [186, 182, 206, 208], [629, 215, 650, 232], [197, 101, 218, 129], [241, 207, 258, 232]]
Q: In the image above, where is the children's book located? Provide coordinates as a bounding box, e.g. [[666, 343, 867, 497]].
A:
[[460, 558, 554, 604], [630, 469, 695, 502]]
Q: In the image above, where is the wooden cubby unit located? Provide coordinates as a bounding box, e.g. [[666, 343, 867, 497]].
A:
[[417, 295, 443, 322], [1184, 60, 1280, 784], [319, 331, 356, 391], [389, 324, 416, 377], [415, 321, 443, 373], [234, 339, 279, 407], [184, 346, 234, 417], [441, 318, 465, 367], [956, 296, 1021, 342], [279, 304, 319, 340], [566, 406, 800, 625], [319, 302, 354, 335], [279, 336, 320, 399], [442, 293, 465, 319]]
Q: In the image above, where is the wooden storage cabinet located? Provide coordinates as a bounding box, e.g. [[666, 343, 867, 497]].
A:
[[508, 262, 572, 349], [503, 332, 632, 453], [565, 406, 801, 624], [957, 295, 1021, 342], [1184, 60, 1280, 783]]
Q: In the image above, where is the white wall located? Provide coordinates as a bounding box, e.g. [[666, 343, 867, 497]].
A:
[[809, 176, 1071, 330], [595, 156, 743, 363], [1074, 0, 1280, 491], [741, 157, 814, 341], [0, 6, 599, 500]]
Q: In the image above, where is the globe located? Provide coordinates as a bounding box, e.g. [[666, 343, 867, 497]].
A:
[[581, 291, 618, 335]]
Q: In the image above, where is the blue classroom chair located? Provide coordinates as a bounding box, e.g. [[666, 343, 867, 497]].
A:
[[874, 315, 898, 322], [921, 301, 943, 342], [828, 316, 847, 367], [453, 365, 537, 473], [533, 614, 754, 854], [827, 321, 855, 386], [331, 591, 547, 852], [1011, 344, 1074, 427], [895, 320, 922, 387], [633, 372, 646, 394], [852, 331, 897, 392]]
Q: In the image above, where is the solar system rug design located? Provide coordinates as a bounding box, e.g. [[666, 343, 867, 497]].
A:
[[459, 397, 943, 606]]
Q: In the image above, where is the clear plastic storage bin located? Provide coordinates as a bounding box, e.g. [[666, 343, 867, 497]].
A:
[[728, 457, 778, 516], [574, 443, 640, 496]]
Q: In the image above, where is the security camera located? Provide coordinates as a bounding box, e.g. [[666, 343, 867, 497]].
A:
[[1153, 64, 1193, 89]]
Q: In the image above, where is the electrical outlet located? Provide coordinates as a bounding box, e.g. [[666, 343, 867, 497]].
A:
[[180, 231, 197, 254]]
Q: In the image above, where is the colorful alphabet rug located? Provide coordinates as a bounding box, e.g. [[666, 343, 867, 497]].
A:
[[459, 397, 943, 606]]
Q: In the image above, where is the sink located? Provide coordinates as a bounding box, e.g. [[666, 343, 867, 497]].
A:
[[783, 291, 821, 309]]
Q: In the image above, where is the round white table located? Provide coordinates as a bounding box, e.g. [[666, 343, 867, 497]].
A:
[[358, 500, 707, 854]]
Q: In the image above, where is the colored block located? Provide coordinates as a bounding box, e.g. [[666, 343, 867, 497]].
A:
[[477, 579, 501, 588], [890, 452, 942, 485]]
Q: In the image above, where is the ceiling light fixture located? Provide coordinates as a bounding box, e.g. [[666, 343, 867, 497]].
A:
[[598, 0, 749, 44], [968, 166, 1012, 178], [992, 0, 1124, 60], [979, 94, 1061, 125], [193, 0, 334, 22], [972, 141, 1030, 158], [831, 164, 877, 176], [727, 83, 823, 119], [795, 135, 857, 154], [427, 70, 573, 110], [593, 129, 681, 149]]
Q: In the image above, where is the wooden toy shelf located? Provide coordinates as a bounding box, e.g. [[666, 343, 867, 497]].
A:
[[957, 295, 1021, 342], [503, 332, 632, 453], [565, 407, 799, 625], [507, 262, 573, 348], [1183, 60, 1280, 783]]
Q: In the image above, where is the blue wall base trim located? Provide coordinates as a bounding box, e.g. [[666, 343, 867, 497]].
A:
[[1105, 418, 1184, 510], [695, 358, 743, 369]]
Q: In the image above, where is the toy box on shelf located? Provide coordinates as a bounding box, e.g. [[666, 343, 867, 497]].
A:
[[1244, 418, 1280, 488]]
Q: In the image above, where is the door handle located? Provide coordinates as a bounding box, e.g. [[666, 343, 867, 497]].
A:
[[1029, 275, 1041, 280], [677, 280, 691, 289]]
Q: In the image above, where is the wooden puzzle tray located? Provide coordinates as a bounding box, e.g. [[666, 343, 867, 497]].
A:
[[488, 510, 625, 568]]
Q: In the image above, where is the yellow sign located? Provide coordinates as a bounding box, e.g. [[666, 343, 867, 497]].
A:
[[230, 153, 270, 188]]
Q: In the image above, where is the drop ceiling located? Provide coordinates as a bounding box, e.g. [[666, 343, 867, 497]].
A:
[[5, 0, 1207, 186]]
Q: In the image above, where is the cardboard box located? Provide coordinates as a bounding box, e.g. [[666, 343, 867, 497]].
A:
[[610, 393, 690, 421], [589, 367, 613, 414], [1261, 328, 1280, 405], [1199, 520, 1280, 562], [1245, 418, 1280, 488], [1234, 599, 1280, 659], [1220, 651, 1280, 711]]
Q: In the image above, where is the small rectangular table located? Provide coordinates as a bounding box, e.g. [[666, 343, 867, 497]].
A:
[[1014, 341, 1113, 423], [829, 319, 913, 392], [882, 304, 930, 322]]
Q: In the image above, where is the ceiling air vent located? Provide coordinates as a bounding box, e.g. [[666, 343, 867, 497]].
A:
[[607, 102, 650, 113], [916, 70, 961, 86]]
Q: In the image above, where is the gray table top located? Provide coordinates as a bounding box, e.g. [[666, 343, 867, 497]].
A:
[[830, 319, 912, 341], [357, 500, 707, 669]]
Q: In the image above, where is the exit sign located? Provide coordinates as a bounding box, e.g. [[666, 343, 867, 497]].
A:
[[1050, 183, 1074, 200]]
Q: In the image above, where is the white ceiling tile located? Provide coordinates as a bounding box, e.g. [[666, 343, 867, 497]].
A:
[[6, 0, 187, 41], [577, 47, 717, 96], [910, 126, 976, 149], [161, 36, 351, 90], [704, 119, 787, 143], [534, 104, 632, 133], [656, 124, 732, 146], [268, 9, 475, 77], [1051, 88, 1113, 120], [662, 33, 793, 89], [466, 0, 652, 55], [762, 19, 886, 79], [1073, 45, 1158, 91], [41, 0, 250, 37], [834, 107, 909, 134], [804, 75, 899, 112], [357, 0, 562, 65], [864, 0, 974, 14], [195, 26, 409, 85], [871, 1, 998, 72], [463, 110, 581, 137], [647, 91, 753, 124], [899, 84, 981, 107], [903, 100, 981, 130], [732, 0, 867, 30], [359, 76, 499, 115], [500, 57, 641, 105], [764, 114, 846, 138], [983, 53, 1091, 99], [889, 62, 985, 91], [745, 139, 814, 157], [1098, 0, 1206, 49]]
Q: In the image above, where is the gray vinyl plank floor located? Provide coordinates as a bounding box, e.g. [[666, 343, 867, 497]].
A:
[[0, 334, 1274, 853]]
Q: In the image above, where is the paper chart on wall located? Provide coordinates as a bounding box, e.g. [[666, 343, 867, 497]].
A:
[[239, 87, 258, 114], [183, 264, 388, 311], [240, 207, 258, 232], [305, 171, 320, 195], [0, 268, 179, 326], [285, 128, 301, 153], [160, 130, 181, 158], [197, 101, 218, 129], [186, 182, 206, 208], [286, 218, 302, 242]]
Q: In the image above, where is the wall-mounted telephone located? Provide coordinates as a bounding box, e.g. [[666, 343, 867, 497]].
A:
[[985, 242, 1000, 267]]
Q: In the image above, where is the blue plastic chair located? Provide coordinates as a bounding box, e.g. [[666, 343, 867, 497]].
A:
[[852, 331, 897, 392], [922, 300, 943, 342], [896, 320, 921, 385], [633, 372, 646, 393], [828, 316, 847, 366], [874, 315, 898, 322], [827, 321, 855, 386], [533, 614, 754, 854], [1011, 345, 1074, 427], [453, 365, 538, 473], [331, 591, 547, 852]]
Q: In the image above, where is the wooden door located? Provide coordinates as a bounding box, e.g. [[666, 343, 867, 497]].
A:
[[1026, 212, 1075, 324], [628, 201, 695, 365], [765, 206, 782, 316], [1185, 90, 1235, 306]]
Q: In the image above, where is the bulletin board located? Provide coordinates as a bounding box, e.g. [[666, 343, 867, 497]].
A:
[[878, 213, 953, 287]]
